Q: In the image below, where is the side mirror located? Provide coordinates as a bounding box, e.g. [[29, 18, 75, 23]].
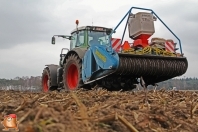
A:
[[51, 36, 55, 44], [69, 36, 74, 40]]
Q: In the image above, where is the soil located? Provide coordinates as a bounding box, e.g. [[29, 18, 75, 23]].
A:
[[0, 88, 198, 132]]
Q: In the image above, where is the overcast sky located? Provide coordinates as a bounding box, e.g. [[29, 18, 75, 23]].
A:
[[0, 0, 197, 79]]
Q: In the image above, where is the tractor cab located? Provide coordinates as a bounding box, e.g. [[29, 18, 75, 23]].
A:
[[70, 26, 113, 50], [51, 26, 113, 67]]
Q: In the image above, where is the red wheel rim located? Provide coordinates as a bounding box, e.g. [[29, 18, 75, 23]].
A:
[[66, 64, 78, 89], [43, 75, 49, 92]]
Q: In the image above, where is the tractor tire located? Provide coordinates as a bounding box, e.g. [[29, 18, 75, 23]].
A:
[[63, 54, 83, 91], [41, 67, 57, 92]]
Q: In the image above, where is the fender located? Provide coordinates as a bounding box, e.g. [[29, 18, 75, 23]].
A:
[[63, 47, 87, 64], [45, 64, 60, 86]]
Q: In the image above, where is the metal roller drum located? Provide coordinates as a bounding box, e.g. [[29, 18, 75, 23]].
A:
[[115, 54, 188, 84]]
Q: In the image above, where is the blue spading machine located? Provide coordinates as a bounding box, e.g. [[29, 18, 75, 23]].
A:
[[41, 7, 188, 92]]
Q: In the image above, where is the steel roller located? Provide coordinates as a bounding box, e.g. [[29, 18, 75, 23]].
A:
[[114, 54, 188, 84]]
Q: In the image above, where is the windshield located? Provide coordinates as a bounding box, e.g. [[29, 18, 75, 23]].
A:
[[88, 31, 110, 46]]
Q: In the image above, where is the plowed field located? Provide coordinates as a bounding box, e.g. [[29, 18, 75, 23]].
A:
[[0, 89, 198, 132]]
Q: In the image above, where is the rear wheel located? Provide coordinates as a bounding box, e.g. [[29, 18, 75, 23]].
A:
[[63, 54, 83, 90], [41, 67, 56, 92]]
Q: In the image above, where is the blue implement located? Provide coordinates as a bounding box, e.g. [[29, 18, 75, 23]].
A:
[[82, 44, 119, 84]]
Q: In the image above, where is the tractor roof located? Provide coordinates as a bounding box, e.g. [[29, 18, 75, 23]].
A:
[[71, 26, 112, 34]]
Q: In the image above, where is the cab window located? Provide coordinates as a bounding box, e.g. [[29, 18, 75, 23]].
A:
[[88, 31, 110, 46], [70, 30, 85, 49]]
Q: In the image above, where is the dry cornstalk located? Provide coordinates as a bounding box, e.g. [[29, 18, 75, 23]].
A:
[[88, 103, 113, 114], [41, 98, 69, 104], [157, 93, 167, 104], [63, 99, 74, 111], [18, 109, 33, 123], [73, 116, 90, 120], [190, 102, 193, 119], [95, 113, 118, 122], [34, 106, 45, 123], [170, 97, 186, 104], [14, 97, 27, 112], [173, 124, 182, 131], [117, 115, 139, 132], [71, 92, 89, 126], [1, 101, 11, 104], [38, 94, 48, 100], [95, 113, 138, 132], [48, 108, 59, 122], [118, 100, 131, 104], [133, 112, 139, 123], [92, 84, 98, 89], [15, 95, 40, 112], [192, 102, 198, 113], [38, 103, 48, 107], [148, 124, 158, 132], [98, 89, 108, 96], [46, 123, 65, 132], [29, 95, 40, 105], [191, 102, 198, 118]]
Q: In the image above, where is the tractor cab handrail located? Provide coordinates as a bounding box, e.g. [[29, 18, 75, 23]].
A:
[[110, 6, 183, 55]]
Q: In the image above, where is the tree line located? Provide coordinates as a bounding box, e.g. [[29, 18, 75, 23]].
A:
[[0, 76, 41, 91], [157, 77, 198, 90], [0, 76, 198, 90]]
